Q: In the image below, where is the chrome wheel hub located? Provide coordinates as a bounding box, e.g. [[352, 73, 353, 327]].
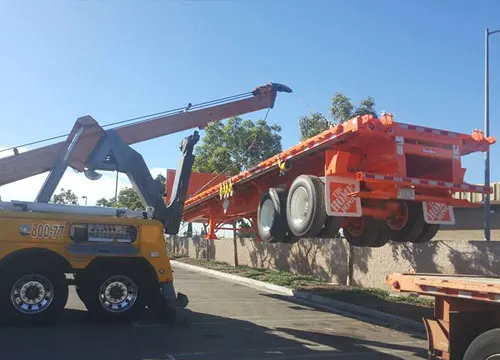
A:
[[291, 187, 309, 225], [11, 274, 54, 314], [260, 199, 275, 231], [99, 276, 138, 313]]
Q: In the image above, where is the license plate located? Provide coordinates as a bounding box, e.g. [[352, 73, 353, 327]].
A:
[[398, 188, 415, 200]]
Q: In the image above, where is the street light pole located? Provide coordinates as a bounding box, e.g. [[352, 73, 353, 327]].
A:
[[82, 195, 88, 206], [115, 171, 119, 203], [484, 28, 500, 242]]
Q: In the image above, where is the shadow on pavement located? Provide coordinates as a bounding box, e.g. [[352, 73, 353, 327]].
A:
[[260, 292, 427, 340], [276, 327, 428, 359], [0, 308, 425, 360]]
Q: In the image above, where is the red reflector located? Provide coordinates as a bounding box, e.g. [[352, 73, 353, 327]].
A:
[[392, 281, 401, 290]]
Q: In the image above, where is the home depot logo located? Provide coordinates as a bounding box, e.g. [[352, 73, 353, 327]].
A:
[[426, 202, 450, 221], [331, 183, 356, 213]]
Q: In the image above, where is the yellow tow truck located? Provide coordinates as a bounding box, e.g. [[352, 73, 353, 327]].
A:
[[0, 82, 292, 325]]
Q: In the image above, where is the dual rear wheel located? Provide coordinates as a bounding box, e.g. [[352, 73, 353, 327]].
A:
[[76, 262, 152, 322], [257, 175, 439, 246]]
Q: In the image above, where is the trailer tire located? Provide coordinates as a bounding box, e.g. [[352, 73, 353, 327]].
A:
[[0, 262, 68, 325], [81, 262, 152, 322], [317, 216, 341, 239], [386, 201, 426, 243], [257, 188, 290, 243], [286, 175, 327, 238], [412, 223, 440, 243], [463, 328, 500, 360], [343, 216, 389, 247]]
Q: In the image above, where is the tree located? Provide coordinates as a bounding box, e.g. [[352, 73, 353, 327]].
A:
[[95, 197, 115, 207], [193, 117, 282, 176], [95, 172, 166, 210], [299, 112, 331, 141], [51, 188, 79, 205], [116, 187, 143, 210], [298, 93, 377, 141]]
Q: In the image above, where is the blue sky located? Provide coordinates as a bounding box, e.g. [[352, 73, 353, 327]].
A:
[[1, 0, 500, 203]]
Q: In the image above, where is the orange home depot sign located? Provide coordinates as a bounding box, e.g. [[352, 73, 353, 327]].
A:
[[326, 176, 362, 217], [423, 201, 455, 225]]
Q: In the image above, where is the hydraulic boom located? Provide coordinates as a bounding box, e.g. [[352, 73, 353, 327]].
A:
[[0, 82, 292, 234]]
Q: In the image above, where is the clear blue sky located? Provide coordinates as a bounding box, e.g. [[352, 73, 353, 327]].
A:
[[1, 0, 500, 187]]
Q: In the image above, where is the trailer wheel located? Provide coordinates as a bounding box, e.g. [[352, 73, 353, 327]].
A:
[[464, 328, 500, 360], [257, 188, 290, 243], [0, 263, 68, 325], [385, 201, 426, 243], [82, 263, 152, 322], [343, 216, 389, 247], [413, 223, 440, 243], [317, 216, 341, 239], [286, 175, 327, 238]]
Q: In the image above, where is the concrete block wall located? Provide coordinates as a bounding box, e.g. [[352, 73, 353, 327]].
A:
[[167, 207, 500, 290], [168, 235, 500, 290]]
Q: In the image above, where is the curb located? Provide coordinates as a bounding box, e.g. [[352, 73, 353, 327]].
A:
[[171, 260, 425, 334]]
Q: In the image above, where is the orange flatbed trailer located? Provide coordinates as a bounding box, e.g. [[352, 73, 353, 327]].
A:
[[171, 113, 495, 246], [387, 272, 500, 359]]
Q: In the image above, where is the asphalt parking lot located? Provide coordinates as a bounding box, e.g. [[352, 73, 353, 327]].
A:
[[0, 266, 428, 360]]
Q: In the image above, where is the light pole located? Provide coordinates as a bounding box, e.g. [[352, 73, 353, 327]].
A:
[[115, 171, 119, 203], [484, 28, 500, 241], [82, 195, 88, 206]]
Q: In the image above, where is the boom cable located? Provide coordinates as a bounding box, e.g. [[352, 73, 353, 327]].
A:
[[0, 91, 253, 155]]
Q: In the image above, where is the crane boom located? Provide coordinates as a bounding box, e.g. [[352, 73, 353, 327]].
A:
[[0, 81, 292, 234], [0, 82, 292, 187]]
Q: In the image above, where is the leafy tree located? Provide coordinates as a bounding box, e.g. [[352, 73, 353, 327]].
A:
[[352, 96, 376, 118], [95, 173, 166, 210], [330, 92, 355, 124], [193, 117, 282, 176], [299, 112, 331, 141], [116, 187, 143, 210], [299, 93, 377, 141], [95, 197, 116, 207], [51, 188, 79, 205]]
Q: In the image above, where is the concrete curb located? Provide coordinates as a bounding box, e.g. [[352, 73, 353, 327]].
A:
[[171, 260, 294, 296], [171, 260, 425, 334]]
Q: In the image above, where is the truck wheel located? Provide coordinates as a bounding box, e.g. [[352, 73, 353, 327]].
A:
[[343, 216, 389, 247], [286, 175, 327, 238], [257, 188, 289, 243], [412, 223, 440, 243], [0, 263, 68, 325], [385, 201, 426, 243], [82, 264, 151, 322], [464, 328, 500, 360]]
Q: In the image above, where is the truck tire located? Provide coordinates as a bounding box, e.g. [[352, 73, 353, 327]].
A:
[[0, 262, 68, 325], [385, 201, 426, 243], [343, 216, 389, 247], [412, 223, 440, 243], [81, 263, 152, 322], [257, 188, 290, 243], [464, 328, 500, 360], [286, 175, 327, 238]]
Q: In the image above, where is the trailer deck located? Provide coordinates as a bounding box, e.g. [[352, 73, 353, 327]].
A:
[[387, 272, 500, 359], [170, 113, 495, 243]]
